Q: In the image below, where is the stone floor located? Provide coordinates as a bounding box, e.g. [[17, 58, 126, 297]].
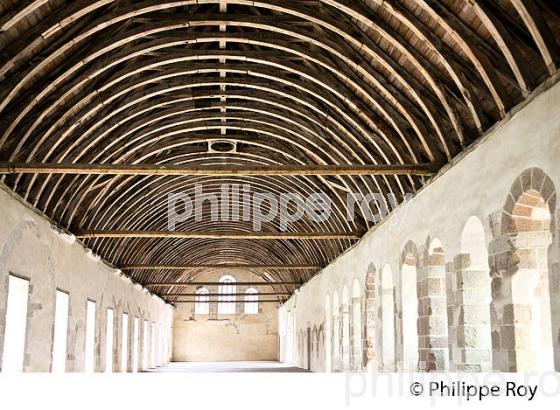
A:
[[147, 361, 309, 373]]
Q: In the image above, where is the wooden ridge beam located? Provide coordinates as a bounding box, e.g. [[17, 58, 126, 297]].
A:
[[121, 264, 322, 270], [147, 281, 302, 287], [75, 230, 362, 240], [0, 162, 441, 176]]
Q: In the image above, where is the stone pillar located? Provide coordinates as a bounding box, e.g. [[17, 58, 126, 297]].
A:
[[489, 231, 554, 371], [393, 280, 404, 370], [25, 276, 56, 372], [455, 254, 492, 372], [209, 285, 218, 319], [446, 259, 459, 371], [341, 303, 350, 370], [364, 272, 377, 369], [351, 296, 362, 370], [551, 257, 560, 371], [139, 316, 146, 371], [549, 210, 560, 371], [418, 249, 449, 371]]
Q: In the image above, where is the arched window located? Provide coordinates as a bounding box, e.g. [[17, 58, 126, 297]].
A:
[[244, 288, 259, 314], [218, 275, 236, 314], [194, 287, 209, 315]]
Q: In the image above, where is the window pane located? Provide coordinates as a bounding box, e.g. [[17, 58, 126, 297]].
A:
[[52, 290, 69, 373], [195, 288, 209, 315], [84, 300, 96, 373], [105, 308, 114, 373], [244, 288, 259, 314], [121, 313, 128, 372], [1, 275, 30, 373], [218, 275, 236, 314]]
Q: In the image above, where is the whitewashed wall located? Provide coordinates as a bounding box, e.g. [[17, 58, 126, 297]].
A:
[[280, 75, 560, 372], [0, 184, 174, 372]]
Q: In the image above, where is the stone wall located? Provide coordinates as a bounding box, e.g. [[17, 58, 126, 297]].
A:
[[173, 270, 279, 361], [0, 184, 174, 372], [279, 75, 560, 372]]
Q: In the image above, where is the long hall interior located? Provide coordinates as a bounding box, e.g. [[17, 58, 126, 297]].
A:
[[0, 0, 560, 375]]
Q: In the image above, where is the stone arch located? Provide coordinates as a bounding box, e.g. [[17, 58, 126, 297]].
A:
[[501, 168, 556, 236], [381, 264, 395, 371], [351, 278, 362, 371], [341, 285, 350, 371], [399, 241, 419, 371], [491, 168, 556, 371]]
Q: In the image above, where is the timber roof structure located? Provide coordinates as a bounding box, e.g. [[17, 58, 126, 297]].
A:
[[0, 0, 559, 303]]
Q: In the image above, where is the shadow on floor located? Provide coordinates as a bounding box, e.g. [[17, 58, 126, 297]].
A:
[[146, 361, 309, 373]]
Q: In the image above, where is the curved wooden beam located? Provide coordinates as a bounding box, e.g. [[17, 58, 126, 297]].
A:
[[511, 0, 559, 74]]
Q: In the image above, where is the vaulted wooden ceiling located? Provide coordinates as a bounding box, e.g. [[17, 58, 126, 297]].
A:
[[0, 0, 558, 302]]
